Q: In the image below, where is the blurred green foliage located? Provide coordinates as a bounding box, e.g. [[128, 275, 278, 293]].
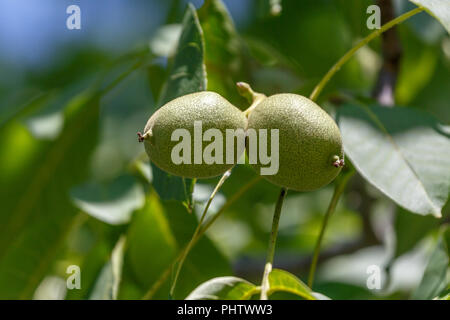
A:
[[0, 0, 449, 300]]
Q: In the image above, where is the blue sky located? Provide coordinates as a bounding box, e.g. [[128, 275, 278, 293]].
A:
[[0, 0, 250, 68]]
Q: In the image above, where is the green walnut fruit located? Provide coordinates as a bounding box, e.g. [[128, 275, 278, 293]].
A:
[[141, 91, 247, 178], [247, 93, 344, 191]]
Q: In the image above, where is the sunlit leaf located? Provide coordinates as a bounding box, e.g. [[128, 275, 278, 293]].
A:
[[337, 103, 450, 217], [437, 292, 450, 300], [313, 281, 376, 300], [267, 269, 317, 300], [149, 24, 182, 57], [186, 276, 256, 300], [134, 159, 153, 183], [70, 175, 145, 225], [409, 0, 450, 34], [0, 91, 54, 129], [412, 227, 450, 299]]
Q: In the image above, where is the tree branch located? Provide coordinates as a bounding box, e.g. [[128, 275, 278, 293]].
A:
[[372, 0, 403, 106]]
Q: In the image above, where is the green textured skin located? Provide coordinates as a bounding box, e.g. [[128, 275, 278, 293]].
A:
[[247, 93, 343, 191], [143, 91, 247, 178]]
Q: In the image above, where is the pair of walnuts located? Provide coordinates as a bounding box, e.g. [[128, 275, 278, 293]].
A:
[[140, 91, 344, 192]]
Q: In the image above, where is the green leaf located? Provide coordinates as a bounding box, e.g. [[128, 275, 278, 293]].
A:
[[243, 36, 301, 71], [313, 282, 375, 300], [89, 236, 126, 300], [395, 28, 439, 105], [259, 0, 283, 17], [151, 163, 190, 202], [437, 293, 450, 300], [186, 277, 256, 300], [121, 191, 230, 299], [149, 3, 206, 201], [409, 0, 450, 34], [147, 63, 167, 103], [393, 207, 440, 259], [198, 0, 245, 107], [337, 103, 450, 217], [186, 269, 320, 300], [65, 237, 112, 300], [25, 111, 64, 140], [0, 90, 100, 299], [412, 227, 450, 299], [70, 175, 145, 225], [158, 4, 206, 106], [267, 269, 317, 300]]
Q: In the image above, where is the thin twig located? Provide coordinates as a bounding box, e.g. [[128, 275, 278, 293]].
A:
[[260, 188, 287, 300], [307, 170, 355, 288], [169, 169, 232, 297], [142, 175, 262, 299], [372, 0, 403, 106]]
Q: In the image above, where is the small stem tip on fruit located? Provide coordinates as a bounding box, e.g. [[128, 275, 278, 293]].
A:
[[236, 82, 266, 117], [332, 156, 345, 168], [137, 130, 153, 143], [137, 132, 145, 142], [236, 82, 256, 103]]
